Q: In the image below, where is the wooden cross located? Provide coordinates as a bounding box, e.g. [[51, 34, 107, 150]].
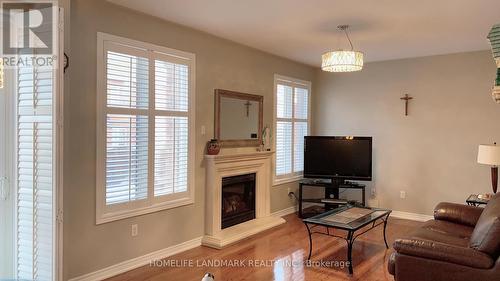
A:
[[400, 94, 413, 116], [244, 101, 252, 117]]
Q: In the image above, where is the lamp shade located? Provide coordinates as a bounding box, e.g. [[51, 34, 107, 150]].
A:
[[477, 144, 500, 165], [321, 50, 364, 72]]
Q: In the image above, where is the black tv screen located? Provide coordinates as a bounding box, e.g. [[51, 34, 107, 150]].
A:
[[304, 136, 372, 180]]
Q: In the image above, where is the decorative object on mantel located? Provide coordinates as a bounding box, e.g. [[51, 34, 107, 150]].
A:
[[206, 139, 221, 155], [487, 23, 500, 103], [477, 142, 500, 193], [321, 25, 364, 73], [262, 125, 272, 151], [400, 93, 413, 116]]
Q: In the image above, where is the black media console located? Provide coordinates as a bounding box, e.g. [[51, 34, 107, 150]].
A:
[[298, 178, 366, 218]]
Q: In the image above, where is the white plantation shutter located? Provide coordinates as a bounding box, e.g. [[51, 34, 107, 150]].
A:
[[293, 87, 309, 173], [276, 121, 292, 175], [154, 116, 188, 195], [97, 33, 195, 223], [293, 121, 308, 172], [105, 114, 149, 205], [274, 76, 310, 181], [294, 88, 308, 119], [106, 51, 149, 109], [277, 84, 293, 119], [153, 60, 189, 197], [276, 84, 293, 176], [104, 45, 150, 206], [154, 60, 189, 111], [16, 65, 54, 281]]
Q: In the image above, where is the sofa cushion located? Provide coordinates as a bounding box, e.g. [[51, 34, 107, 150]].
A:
[[412, 220, 474, 248], [469, 193, 500, 257]]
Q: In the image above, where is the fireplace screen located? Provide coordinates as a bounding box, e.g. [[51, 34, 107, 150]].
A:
[[221, 173, 256, 229]]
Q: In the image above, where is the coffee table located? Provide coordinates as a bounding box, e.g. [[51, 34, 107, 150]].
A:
[[303, 205, 392, 274]]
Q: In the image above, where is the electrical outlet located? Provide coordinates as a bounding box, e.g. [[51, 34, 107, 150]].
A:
[[400, 191, 406, 199], [371, 187, 376, 197], [201, 125, 206, 136], [131, 224, 138, 237]]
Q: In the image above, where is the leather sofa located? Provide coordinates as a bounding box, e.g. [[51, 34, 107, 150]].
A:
[[388, 193, 500, 281]]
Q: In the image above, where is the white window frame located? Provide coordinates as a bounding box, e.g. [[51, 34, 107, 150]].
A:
[[273, 74, 311, 186], [96, 33, 196, 224]]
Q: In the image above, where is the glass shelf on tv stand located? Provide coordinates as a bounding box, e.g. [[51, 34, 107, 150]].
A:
[[298, 178, 366, 218]]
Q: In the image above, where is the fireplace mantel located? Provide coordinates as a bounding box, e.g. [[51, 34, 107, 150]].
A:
[[202, 151, 285, 249], [204, 150, 275, 163]]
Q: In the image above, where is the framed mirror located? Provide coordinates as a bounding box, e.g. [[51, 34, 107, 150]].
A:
[[215, 89, 263, 147]]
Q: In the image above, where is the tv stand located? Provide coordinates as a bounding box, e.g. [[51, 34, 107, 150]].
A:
[[298, 178, 366, 218]]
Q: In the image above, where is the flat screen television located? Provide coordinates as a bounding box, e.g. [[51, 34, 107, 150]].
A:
[[304, 136, 372, 180]]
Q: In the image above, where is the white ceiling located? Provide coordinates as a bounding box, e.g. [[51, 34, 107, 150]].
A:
[[108, 0, 500, 66]]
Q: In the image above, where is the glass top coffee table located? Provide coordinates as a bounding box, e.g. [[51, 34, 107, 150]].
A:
[[303, 205, 392, 274]]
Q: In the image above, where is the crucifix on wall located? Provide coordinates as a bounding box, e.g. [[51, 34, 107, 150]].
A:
[[400, 94, 413, 116], [244, 100, 252, 117]]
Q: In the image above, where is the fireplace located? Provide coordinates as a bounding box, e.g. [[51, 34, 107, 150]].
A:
[[221, 173, 256, 229], [203, 151, 285, 249]]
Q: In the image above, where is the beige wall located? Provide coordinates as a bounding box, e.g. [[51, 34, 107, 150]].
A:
[[65, 0, 314, 279], [313, 51, 500, 215]]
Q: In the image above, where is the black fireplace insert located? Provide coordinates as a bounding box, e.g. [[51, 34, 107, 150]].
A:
[[221, 173, 256, 229]]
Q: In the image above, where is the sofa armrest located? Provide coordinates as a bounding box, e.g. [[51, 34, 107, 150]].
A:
[[434, 202, 483, 227], [393, 238, 493, 269]]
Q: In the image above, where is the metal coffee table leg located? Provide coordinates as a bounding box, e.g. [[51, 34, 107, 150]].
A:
[[304, 222, 313, 260], [383, 214, 390, 248], [346, 231, 354, 275]]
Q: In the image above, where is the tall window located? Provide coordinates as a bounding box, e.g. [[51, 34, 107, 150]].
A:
[[96, 33, 195, 224], [274, 75, 311, 184]]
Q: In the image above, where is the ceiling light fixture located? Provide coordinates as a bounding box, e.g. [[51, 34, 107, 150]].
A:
[[321, 25, 364, 72]]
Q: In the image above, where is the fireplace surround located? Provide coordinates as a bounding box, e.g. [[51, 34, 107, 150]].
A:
[[202, 151, 285, 249]]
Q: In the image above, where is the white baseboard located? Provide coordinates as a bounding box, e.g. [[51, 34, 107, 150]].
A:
[[271, 205, 297, 217], [68, 236, 202, 281], [390, 210, 433, 222]]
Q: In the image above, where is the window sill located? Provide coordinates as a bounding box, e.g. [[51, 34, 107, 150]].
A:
[[273, 175, 303, 187], [96, 196, 194, 225]]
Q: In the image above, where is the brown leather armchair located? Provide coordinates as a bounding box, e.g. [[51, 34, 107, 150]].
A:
[[388, 193, 500, 281]]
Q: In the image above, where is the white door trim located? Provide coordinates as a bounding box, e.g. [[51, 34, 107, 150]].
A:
[[55, 4, 65, 281]]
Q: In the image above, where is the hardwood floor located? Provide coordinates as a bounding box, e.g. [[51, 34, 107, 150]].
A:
[[107, 213, 422, 281]]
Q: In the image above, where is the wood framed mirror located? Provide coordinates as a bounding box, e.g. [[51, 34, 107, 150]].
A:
[[214, 89, 263, 147]]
